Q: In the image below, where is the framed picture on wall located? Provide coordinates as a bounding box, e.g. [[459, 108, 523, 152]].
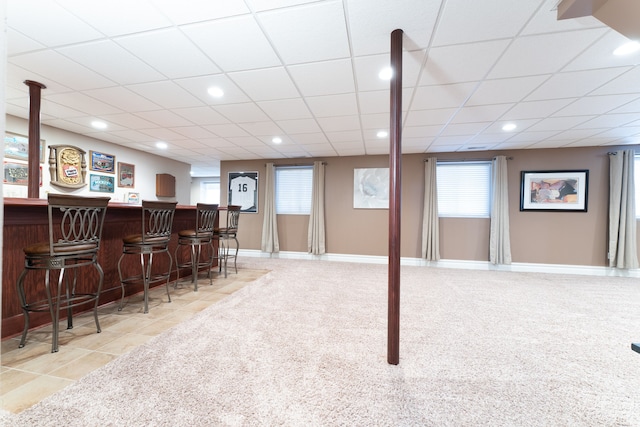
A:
[[520, 170, 588, 212], [89, 174, 115, 193], [89, 151, 115, 173], [228, 171, 258, 213], [4, 132, 45, 163], [3, 161, 42, 186], [118, 162, 135, 188]]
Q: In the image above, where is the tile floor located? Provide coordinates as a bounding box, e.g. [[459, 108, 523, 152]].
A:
[[0, 267, 268, 414]]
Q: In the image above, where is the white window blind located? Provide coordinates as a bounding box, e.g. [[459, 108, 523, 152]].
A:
[[436, 162, 491, 218], [276, 166, 313, 215], [635, 155, 640, 218], [200, 180, 220, 204]]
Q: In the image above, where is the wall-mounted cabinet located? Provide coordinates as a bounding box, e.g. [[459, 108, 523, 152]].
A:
[[156, 173, 175, 197]]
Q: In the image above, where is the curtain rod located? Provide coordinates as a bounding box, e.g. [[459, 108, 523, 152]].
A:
[[265, 162, 327, 166], [425, 157, 513, 162]]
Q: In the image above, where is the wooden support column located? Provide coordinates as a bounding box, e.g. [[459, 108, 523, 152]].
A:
[[388, 28, 403, 365], [24, 80, 46, 199]]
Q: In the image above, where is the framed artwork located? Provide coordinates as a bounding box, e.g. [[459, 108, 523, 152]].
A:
[[4, 132, 45, 163], [118, 162, 135, 188], [354, 168, 389, 209], [48, 144, 87, 189], [89, 174, 115, 193], [3, 161, 42, 186], [228, 171, 258, 213], [520, 170, 588, 212], [89, 150, 115, 173]]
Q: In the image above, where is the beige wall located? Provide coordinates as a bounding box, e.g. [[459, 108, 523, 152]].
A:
[[221, 145, 639, 267]]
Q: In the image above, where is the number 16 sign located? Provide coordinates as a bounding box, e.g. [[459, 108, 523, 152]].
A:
[[228, 171, 258, 213]]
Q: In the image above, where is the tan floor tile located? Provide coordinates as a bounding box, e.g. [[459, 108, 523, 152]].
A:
[[1, 342, 51, 368], [0, 369, 39, 395], [104, 316, 156, 333], [10, 347, 90, 375], [161, 309, 197, 324], [1, 375, 73, 413], [199, 292, 230, 303], [62, 328, 122, 351], [96, 333, 152, 355], [135, 319, 182, 336], [48, 351, 117, 380], [218, 281, 249, 294]]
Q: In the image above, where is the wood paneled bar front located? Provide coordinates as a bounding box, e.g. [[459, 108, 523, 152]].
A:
[[2, 198, 218, 339]]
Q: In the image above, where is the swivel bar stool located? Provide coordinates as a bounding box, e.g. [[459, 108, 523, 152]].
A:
[[174, 203, 218, 291], [16, 194, 110, 353], [215, 205, 241, 278], [117, 200, 177, 313]]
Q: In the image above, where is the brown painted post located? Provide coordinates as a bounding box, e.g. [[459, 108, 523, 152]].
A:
[[388, 28, 403, 365], [24, 80, 46, 199]]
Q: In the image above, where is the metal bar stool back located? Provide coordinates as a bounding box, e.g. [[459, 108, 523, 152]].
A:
[[117, 200, 177, 313], [174, 203, 219, 291], [16, 194, 110, 353], [215, 205, 241, 278]]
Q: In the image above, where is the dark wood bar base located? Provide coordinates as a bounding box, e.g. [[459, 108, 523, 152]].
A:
[[2, 199, 216, 339]]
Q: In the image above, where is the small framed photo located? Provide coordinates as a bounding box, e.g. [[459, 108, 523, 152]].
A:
[[127, 192, 140, 204], [89, 174, 115, 193], [520, 170, 588, 212], [228, 171, 258, 213], [89, 151, 115, 173], [118, 162, 135, 188]]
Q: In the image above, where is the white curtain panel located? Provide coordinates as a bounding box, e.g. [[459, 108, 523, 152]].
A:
[[261, 163, 279, 253], [489, 156, 512, 265], [421, 158, 440, 260], [308, 161, 326, 254], [608, 150, 638, 269]]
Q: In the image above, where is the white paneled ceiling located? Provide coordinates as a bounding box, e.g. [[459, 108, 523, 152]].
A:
[[5, 0, 640, 177]]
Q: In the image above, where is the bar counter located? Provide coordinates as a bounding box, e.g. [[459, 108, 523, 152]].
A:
[[2, 198, 216, 339]]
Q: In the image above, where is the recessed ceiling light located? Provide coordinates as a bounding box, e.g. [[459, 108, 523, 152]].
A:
[[207, 86, 224, 98], [613, 41, 640, 56], [91, 120, 107, 129], [376, 130, 389, 138], [156, 141, 168, 149], [378, 67, 393, 80], [272, 137, 282, 144], [502, 123, 517, 131]]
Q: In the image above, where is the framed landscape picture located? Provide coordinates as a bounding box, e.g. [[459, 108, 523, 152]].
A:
[[4, 132, 45, 163], [520, 170, 588, 212]]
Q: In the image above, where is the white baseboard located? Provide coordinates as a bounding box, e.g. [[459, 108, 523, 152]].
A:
[[238, 249, 640, 278]]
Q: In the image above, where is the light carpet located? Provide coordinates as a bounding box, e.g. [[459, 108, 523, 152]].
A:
[[3, 258, 640, 426]]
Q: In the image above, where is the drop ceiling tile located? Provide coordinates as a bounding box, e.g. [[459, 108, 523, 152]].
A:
[[56, 0, 172, 36], [168, 139, 211, 149], [7, 1, 103, 46], [10, 50, 115, 90], [238, 121, 284, 136], [203, 124, 251, 138], [555, 94, 640, 116], [152, 0, 249, 24], [404, 108, 457, 127], [128, 81, 205, 109], [276, 118, 322, 134], [527, 116, 595, 132], [306, 93, 358, 118], [175, 75, 250, 105], [575, 113, 639, 129], [450, 104, 514, 123], [590, 67, 640, 96], [403, 125, 443, 138], [358, 89, 413, 115], [246, 0, 320, 12], [411, 82, 477, 110], [563, 30, 640, 71], [46, 92, 123, 116], [288, 59, 355, 96], [134, 110, 194, 127], [258, 1, 350, 64], [84, 87, 161, 112], [346, 0, 440, 55], [527, 68, 630, 101], [441, 122, 490, 136], [466, 76, 550, 106], [99, 113, 159, 129], [301, 144, 337, 156], [169, 126, 218, 139], [291, 133, 329, 144], [419, 40, 509, 86], [140, 127, 191, 141], [334, 146, 366, 156], [325, 130, 363, 143], [64, 116, 126, 132], [609, 97, 640, 114], [504, 130, 561, 143], [317, 115, 361, 132], [257, 99, 312, 121], [432, 0, 539, 46], [488, 29, 608, 79], [500, 99, 576, 120], [181, 16, 281, 71], [7, 28, 44, 56], [115, 28, 221, 79], [361, 113, 389, 129], [228, 67, 300, 101], [483, 118, 540, 133], [354, 52, 424, 91], [193, 138, 237, 148], [172, 107, 231, 126], [109, 129, 157, 142], [40, 99, 87, 119]]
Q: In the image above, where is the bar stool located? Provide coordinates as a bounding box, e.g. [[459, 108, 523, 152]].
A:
[[117, 200, 177, 313], [174, 203, 218, 291], [16, 194, 110, 353], [215, 205, 241, 278]]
